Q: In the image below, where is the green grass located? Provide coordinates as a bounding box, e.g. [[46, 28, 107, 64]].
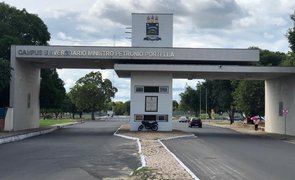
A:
[[39, 119, 77, 128], [130, 167, 158, 180]]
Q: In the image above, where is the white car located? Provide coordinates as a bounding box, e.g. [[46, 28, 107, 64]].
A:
[[178, 116, 189, 123]]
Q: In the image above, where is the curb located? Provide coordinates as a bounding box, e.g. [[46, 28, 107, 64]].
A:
[[158, 139, 200, 180], [0, 122, 82, 145], [113, 127, 146, 174], [114, 127, 199, 180], [0, 127, 59, 145]]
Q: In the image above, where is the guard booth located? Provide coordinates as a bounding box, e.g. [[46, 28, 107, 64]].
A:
[[129, 13, 173, 131]]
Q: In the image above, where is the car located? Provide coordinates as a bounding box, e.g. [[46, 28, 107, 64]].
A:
[[243, 115, 264, 124], [188, 117, 202, 128], [178, 116, 189, 123]]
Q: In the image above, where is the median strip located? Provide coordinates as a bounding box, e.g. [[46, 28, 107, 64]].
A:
[[114, 124, 199, 180]]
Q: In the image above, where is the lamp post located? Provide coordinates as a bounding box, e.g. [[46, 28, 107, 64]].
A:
[[197, 82, 201, 116], [206, 88, 207, 120]]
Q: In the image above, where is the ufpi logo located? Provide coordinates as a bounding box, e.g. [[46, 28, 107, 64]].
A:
[[144, 15, 161, 41]]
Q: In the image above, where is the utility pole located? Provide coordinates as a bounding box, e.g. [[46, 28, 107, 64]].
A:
[[206, 88, 207, 120], [199, 82, 201, 116]]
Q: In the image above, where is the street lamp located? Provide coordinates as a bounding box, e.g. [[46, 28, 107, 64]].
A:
[[206, 88, 207, 120], [197, 82, 201, 116]]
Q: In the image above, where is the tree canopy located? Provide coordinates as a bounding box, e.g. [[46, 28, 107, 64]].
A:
[[179, 86, 199, 115], [0, 58, 11, 91], [284, 12, 295, 66], [233, 80, 264, 117], [40, 69, 66, 111], [113, 101, 130, 115], [0, 2, 50, 60], [69, 71, 117, 120], [0, 2, 51, 107], [287, 13, 295, 53]]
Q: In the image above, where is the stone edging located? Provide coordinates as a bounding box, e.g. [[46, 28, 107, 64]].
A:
[[114, 127, 200, 179]]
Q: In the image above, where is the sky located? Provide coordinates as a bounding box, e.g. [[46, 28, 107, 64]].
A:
[[3, 0, 295, 102]]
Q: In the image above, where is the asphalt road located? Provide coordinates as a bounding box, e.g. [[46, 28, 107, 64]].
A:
[[0, 120, 140, 180], [163, 122, 295, 180]]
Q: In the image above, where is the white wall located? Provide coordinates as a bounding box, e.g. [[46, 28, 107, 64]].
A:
[[130, 72, 172, 131], [10, 47, 41, 131], [265, 75, 295, 135]]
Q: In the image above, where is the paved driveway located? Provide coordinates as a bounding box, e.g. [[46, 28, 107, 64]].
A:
[[0, 121, 140, 180], [162, 122, 295, 180]]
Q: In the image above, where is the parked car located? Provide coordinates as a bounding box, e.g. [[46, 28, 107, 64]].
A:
[[188, 117, 202, 128], [178, 116, 189, 123], [243, 115, 264, 124]]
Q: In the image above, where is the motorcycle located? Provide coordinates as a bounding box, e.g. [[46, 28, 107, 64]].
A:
[[138, 120, 158, 131]]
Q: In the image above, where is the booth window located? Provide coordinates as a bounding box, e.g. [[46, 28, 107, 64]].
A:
[[135, 114, 168, 122], [135, 114, 144, 121], [158, 115, 168, 121], [134, 85, 169, 94], [159, 86, 169, 93], [135, 86, 144, 93], [144, 86, 159, 93]]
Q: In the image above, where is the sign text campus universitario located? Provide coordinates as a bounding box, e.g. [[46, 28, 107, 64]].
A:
[[16, 47, 175, 58]]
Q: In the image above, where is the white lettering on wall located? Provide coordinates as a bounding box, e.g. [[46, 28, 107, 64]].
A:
[[17, 49, 175, 58]]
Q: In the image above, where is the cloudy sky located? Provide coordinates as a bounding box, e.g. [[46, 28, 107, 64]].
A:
[[3, 0, 295, 101]]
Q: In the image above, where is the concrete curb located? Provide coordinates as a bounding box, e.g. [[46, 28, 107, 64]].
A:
[[114, 127, 199, 179], [0, 122, 82, 145], [113, 127, 146, 175], [159, 135, 200, 180], [0, 127, 59, 145]]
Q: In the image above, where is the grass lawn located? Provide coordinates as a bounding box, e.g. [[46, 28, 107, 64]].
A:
[[39, 119, 77, 128]]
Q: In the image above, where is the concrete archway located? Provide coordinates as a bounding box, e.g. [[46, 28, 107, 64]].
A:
[[6, 45, 295, 135]]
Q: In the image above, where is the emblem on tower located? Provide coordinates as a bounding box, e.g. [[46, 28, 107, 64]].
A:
[[144, 15, 161, 41]]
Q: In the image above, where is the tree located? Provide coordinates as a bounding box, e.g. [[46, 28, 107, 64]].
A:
[[113, 101, 125, 115], [0, 3, 50, 59], [0, 2, 50, 107], [61, 94, 79, 119], [203, 80, 234, 114], [113, 101, 131, 115], [287, 12, 295, 53], [282, 52, 295, 66], [0, 58, 11, 91], [124, 101, 130, 115], [233, 80, 264, 117], [284, 12, 295, 66], [69, 71, 117, 120], [40, 69, 66, 116], [179, 86, 199, 115], [259, 49, 285, 66], [173, 100, 179, 111]]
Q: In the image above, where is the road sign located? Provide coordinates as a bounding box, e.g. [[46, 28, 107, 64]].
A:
[[283, 108, 288, 115]]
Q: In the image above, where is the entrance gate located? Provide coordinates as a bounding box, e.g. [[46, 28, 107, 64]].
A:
[[7, 45, 295, 135]]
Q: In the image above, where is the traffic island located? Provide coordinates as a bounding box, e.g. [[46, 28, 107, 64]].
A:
[[115, 124, 197, 180]]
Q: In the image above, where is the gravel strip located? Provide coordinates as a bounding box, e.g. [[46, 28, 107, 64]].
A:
[[116, 124, 194, 180]]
